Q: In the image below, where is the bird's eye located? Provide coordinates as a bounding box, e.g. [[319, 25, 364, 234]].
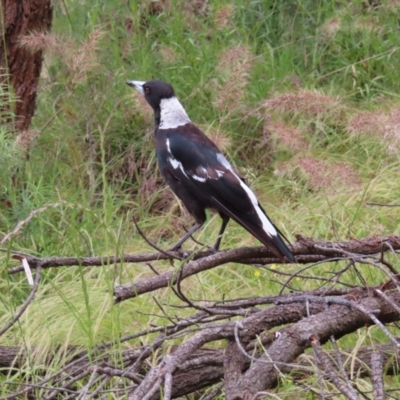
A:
[[144, 86, 151, 94]]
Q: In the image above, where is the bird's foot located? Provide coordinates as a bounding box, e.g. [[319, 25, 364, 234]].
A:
[[168, 243, 182, 252], [209, 244, 220, 253]]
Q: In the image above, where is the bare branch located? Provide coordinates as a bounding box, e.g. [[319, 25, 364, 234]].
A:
[[6, 234, 399, 276], [0, 263, 42, 338], [163, 372, 172, 400], [310, 335, 360, 400], [371, 351, 385, 400], [3, 235, 400, 399]]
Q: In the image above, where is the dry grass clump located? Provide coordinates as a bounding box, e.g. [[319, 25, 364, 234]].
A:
[[386, 0, 400, 10], [319, 17, 341, 38], [143, 0, 209, 32], [354, 17, 383, 33], [319, 12, 384, 39], [18, 32, 58, 53], [201, 126, 232, 151], [144, 0, 170, 15], [18, 28, 104, 84], [270, 123, 308, 152], [277, 157, 361, 193], [130, 92, 154, 126], [15, 129, 39, 151], [301, 157, 361, 193], [263, 90, 342, 117], [159, 46, 179, 64], [383, 107, 400, 153], [347, 110, 386, 136], [348, 106, 400, 153], [215, 5, 234, 29], [67, 28, 104, 84], [213, 45, 255, 114]]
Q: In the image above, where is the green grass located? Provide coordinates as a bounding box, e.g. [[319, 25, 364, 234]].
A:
[[1, 0, 400, 397]]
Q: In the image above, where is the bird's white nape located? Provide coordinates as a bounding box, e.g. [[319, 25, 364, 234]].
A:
[[159, 97, 191, 129]]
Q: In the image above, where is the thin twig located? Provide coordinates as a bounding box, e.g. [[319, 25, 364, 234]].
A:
[[139, 377, 163, 400], [375, 289, 400, 317], [1, 202, 67, 244], [85, 376, 112, 400], [132, 216, 181, 260], [308, 300, 326, 400], [251, 392, 283, 400], [233, 321, 314, 372], [366, 202, 400, 207], [275, 295, 400, 348], [330, 333, 354, 393], [76, 366, 98, 399], [164, 372, 172, 400], [201, 383, 224, 400], [0, 263, 42, 338], [371, 351, 385, 400], [310, 335, 360, 400]]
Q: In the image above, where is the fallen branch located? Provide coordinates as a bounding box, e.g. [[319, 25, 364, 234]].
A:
[[6, 234, 399, 275], [114, 235, 400, 302], [2, 234, 400, 399]]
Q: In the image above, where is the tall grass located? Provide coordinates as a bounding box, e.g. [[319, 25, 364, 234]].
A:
[[1, 0, 400, 397]]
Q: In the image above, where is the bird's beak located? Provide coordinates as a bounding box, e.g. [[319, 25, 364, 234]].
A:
[[126, 80, 146, 95]]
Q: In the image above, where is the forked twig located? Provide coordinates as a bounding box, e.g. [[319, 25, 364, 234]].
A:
[[0, 263, 42, 338], [132, 216, 181, 260], [310, 335, 360, 400]]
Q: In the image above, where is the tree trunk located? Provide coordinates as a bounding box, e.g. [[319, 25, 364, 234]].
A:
[[0, 0, 52, 131]]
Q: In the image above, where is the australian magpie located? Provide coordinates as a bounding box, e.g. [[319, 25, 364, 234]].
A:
[[126, 79, 295, 262]]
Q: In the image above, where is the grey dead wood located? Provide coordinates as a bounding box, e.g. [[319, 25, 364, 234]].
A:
[[3, 235, 400, 399], [1, 335, 399, 398], [113, 235, 400, 302], [128, 301, 325, 400], [228, 293, 400, 400], [310, 336, 359, 400], [127, 291, 400, 399], [6, 235, 400, 304], [7, 234, 399, 269], [224, 341, 248, 399], [371, 351, 385, 400]]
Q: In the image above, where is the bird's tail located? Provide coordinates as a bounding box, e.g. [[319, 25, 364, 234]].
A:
[[212, 198, 295, 263]]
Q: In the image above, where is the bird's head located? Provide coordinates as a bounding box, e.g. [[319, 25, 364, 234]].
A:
[[126, 79, 190, 130], [126, 80, 175, 110]]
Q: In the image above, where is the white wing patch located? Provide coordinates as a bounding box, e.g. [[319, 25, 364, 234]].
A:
[[237, 177, 277, 237], [167, 137, 276, 237], [166, 138, 172, 154], [189, 166, 225, 183], [216, 153, 232, 170], [168, 157, 188, 177], [217, 151, 277, 237], [191, 166, 207, 182], [191, 174, 207, 182], [160, 97, 191, 129]]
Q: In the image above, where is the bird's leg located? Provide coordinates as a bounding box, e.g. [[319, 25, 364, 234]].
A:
[[169, 222, 203, 251], [213, 215, 229, 251], [182, 225, 206, 247]]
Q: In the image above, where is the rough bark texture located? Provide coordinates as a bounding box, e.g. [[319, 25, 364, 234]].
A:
[[3, 236, 400, 399], [1, 339, 399, 399], [0, 0, 52, 131]]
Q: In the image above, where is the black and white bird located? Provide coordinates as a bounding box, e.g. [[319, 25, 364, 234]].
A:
[[126, 79, 295, 262]]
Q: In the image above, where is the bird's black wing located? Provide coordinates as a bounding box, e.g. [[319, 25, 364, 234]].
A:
[[160, 125, 295, 262]]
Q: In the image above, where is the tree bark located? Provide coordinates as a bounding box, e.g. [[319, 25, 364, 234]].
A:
[[0, 0, 52, 131], [0, 340, 398, 399]]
